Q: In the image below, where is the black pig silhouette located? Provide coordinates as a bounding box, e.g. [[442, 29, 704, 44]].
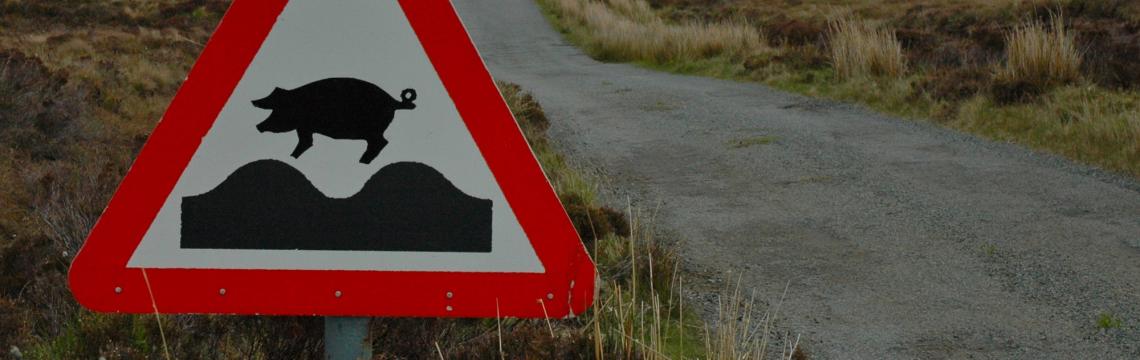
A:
[[253, 78, 416, 164]]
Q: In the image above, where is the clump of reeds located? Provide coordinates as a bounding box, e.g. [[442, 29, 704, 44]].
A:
[[827, 17, 907, 80], [991, 13, 1082, 103], [550, 0, 766, 63]]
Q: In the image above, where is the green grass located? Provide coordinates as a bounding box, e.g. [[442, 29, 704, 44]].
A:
[[980, 243, 999, 257], [1097, 312, 1124, 330], [729, 135, 779, 148]]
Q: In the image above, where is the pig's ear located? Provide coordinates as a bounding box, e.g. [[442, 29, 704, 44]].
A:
[[252, 87, 288, 109]]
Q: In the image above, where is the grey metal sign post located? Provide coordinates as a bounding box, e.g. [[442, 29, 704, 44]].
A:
[[325, 317, 371, 360]]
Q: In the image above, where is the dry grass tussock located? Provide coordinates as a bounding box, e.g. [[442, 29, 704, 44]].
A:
[[548, 0, 766, 63], [585, 207, 800, 359], [827, 16, 906, 80], [992, 13, 1083, 103], [594, 226, 798, 359], [704, 277, 799, 360]]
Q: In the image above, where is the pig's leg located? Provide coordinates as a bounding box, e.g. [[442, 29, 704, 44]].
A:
[[291, 131, 314, 158], [359, 137, 388, 164]]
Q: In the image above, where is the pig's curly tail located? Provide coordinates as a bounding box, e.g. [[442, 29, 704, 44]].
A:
[[401, 89, 417, 103]]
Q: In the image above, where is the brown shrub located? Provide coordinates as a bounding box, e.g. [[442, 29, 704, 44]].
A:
[[179, 316, 323, 359], [372, 318, 590, 359], [1076, 21, 1140, 89], [742, 53, 771, 71], [561, 193, 630, 249], [918, 66, 991, 101], [156, 0, 230, 27], [454, 321, 591, 359], [25, 163, 121, 260], [791, 344, 810, 360], [499, 81, 550, 135], [990, 75, 1047, 104], [0, 50, 90, 161], [772, 44, 829, 70], [971, 23, 1012, 56], [0, 0, 228, 27], [894, 27, 938, 58], [770, 18, 825, 45], [0, 297, 26, 348], [18, 267, 74, 340], [601, 206, 630, 239], [0, 230, 46, 299], [1061, 0, 1133, 20]]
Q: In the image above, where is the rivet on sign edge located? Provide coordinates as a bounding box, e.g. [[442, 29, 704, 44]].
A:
[[446, 291, 454, 299], [114, 286, 122, 294], [219, 288, 226, 296], [546, 293, 554, 300], [446, 305, 453, 312], [335, 290, 343, 298]]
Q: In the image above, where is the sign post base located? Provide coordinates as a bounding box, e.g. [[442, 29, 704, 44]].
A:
[[324, 317, 371, 360]]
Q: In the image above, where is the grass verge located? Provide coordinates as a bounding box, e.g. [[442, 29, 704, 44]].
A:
[[538, 0, 1140, 178]]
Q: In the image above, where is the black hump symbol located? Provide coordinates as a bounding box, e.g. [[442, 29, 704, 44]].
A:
[[253, 78, 417, 164], [180, 160, 492, 252]]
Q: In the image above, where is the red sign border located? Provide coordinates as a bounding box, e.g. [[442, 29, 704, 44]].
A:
[[68, 0, 595, 318]]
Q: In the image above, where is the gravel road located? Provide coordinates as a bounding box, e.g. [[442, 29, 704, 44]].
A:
[[454, 1, 1140, 358]]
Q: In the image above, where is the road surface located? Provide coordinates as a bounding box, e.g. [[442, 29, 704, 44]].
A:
[[454, 1, 1140, 358]]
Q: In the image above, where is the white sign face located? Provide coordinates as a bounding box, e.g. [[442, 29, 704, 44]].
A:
[[127, 0, 543, 273]]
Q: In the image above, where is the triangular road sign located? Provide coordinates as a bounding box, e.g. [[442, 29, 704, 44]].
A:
[[69, 0, 595, 318]]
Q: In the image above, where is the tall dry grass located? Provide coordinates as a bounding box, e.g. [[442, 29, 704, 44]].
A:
[[586, 206, 798, 359], [998, 14, 1082, 88], [502, 83, 799, 359], [703, 277, 795, 360], [548, 0, 766, 63], [827, 17, 907, 80]]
